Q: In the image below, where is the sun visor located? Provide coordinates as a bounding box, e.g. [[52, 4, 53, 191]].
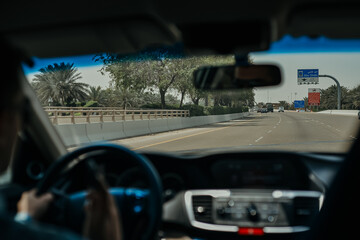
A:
[[288, 4, 360, 39], [4, 15, 182, 58], [178, 20, 272, 55]]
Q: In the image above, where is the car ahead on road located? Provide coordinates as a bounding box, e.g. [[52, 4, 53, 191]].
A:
[[278, 106, 285, 112], [266, 103, 274, 112], [260, 108, 268, 113], [0, 1, 359, 240]]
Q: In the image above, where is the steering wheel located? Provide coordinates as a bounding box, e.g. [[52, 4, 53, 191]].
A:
[[36, 143, 163, 240]]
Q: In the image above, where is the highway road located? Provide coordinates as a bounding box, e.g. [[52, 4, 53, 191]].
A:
[[114, 112, 359, 153]]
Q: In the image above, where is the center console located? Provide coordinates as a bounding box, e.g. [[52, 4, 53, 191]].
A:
[[184, 189, 323, 234]]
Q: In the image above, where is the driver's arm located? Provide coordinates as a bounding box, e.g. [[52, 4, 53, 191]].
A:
[[16, 180, 123, 240]]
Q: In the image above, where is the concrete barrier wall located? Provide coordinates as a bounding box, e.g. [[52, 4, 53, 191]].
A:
[[149, 119, 170, 133], [123, 120, 151, 138], [57, 112, 250, 147], [167, 118, 183, 131], [55, 124, 90, 146], [86, 123, 104, 142], [102, 122, 126, 140], [318, 110, 359, 116]]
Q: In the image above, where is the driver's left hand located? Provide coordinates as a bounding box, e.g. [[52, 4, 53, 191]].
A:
[[17, 189, 54, 220]]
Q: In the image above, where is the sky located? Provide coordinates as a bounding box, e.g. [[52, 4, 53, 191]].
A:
[[24, 35, 360, 105]]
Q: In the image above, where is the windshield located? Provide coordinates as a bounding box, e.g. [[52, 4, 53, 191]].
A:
[[23, 36, 360, 154]]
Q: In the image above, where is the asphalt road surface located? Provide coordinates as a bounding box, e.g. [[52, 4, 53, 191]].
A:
[[114, 112, 359, 153]]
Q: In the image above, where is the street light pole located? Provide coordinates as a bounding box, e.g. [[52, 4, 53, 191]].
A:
[[319, 74, 341, 110]]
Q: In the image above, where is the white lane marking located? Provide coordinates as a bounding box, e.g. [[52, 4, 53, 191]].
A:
[[336, 129, 341, 132], [327, 125, 332, 128], [255, 136, 263, 142], [273, 126, 277, 129], [267, 130, 272, 133], [350, 136, 357, 140]]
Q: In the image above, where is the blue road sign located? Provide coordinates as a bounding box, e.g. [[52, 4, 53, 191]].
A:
[[294, 100, 305, 108], [297, 69, 319, 85]]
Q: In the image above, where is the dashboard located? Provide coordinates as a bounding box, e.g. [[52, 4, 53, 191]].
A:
[[140, 151, 340, 239], [16, 150, 342, 239], [139, 151, 335, 193]]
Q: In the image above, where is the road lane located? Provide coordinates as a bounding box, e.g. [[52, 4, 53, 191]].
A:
[[252, 112, 358, 152], [113, 112, 359, 153]]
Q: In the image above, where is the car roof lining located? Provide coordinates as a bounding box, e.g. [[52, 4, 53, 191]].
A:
[[3, 15, 181, 58], [2, 0, 360, 58], [287, 3, 360, 39]]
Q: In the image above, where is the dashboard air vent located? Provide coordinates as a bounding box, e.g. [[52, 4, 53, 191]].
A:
[[192, 195, 213, 223]]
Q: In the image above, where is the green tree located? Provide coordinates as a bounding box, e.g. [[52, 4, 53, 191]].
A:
[[144, 58, 179, 108], [172, 57, 199, 107], [236, 89, 255, 108], [94, 50, 181, 109], [87, 86, 105, 102], [348, 85, 360, 109], [32, 62, 89, 106], [99, 86, 142, 109], [279, 100, 290, 110], [303, 97, 308, 109], [94, 51, 235, 109], [189, 88, 208, 105], [279, 101, 287, 107], [212, 89, 255, 108], [320, 85, 350, 110], [257, 102, 265, 108]]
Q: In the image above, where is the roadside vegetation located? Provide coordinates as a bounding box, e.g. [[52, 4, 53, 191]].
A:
[[31, 51, 255, 116], [273, 85, 360, 111]]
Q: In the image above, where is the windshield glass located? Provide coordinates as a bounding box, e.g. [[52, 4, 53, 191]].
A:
[[23, 36, 360, 154]]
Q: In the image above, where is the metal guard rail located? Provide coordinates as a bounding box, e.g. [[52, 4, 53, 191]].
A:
[[44, 107, 190, 124]]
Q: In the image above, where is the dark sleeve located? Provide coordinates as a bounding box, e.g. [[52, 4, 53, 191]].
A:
[[0, 215, 85, 240]]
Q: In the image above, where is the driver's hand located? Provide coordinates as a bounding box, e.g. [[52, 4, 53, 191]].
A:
[[83, 175, 123, 240], [17, 189, 54, 220]]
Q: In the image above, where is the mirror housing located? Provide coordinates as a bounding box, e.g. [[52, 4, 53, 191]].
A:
[[193, 64, 281, 90]]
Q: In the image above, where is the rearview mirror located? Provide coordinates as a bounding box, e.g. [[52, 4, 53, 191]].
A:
[[193, 65, 281, 90]]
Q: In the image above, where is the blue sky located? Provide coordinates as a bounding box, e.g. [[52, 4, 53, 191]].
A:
[[23, 54, 101, 75], [265, 35, 360, 53]]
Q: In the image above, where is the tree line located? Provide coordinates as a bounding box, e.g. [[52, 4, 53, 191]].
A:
[[31, 51, 255, 115], [318, 85, 360, 110]]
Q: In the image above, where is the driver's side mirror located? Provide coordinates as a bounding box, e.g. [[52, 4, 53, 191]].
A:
[[193, 64, 281, 90]]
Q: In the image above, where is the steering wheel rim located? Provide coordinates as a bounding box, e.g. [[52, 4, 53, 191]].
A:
[[36, 143, 163, 240]]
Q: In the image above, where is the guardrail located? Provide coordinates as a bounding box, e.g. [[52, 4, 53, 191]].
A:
[[44, 107, 190, 125]]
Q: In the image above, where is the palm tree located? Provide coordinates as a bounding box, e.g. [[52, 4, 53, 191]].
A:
[[87, 86, 104, 102], [349, 85, 360, 109], [320, 85, 350, 110], [278, 101, 290, 110], [32, 62, 89, 106]]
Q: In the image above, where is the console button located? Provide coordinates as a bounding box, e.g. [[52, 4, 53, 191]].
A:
[[247, 204, 260, 222]]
